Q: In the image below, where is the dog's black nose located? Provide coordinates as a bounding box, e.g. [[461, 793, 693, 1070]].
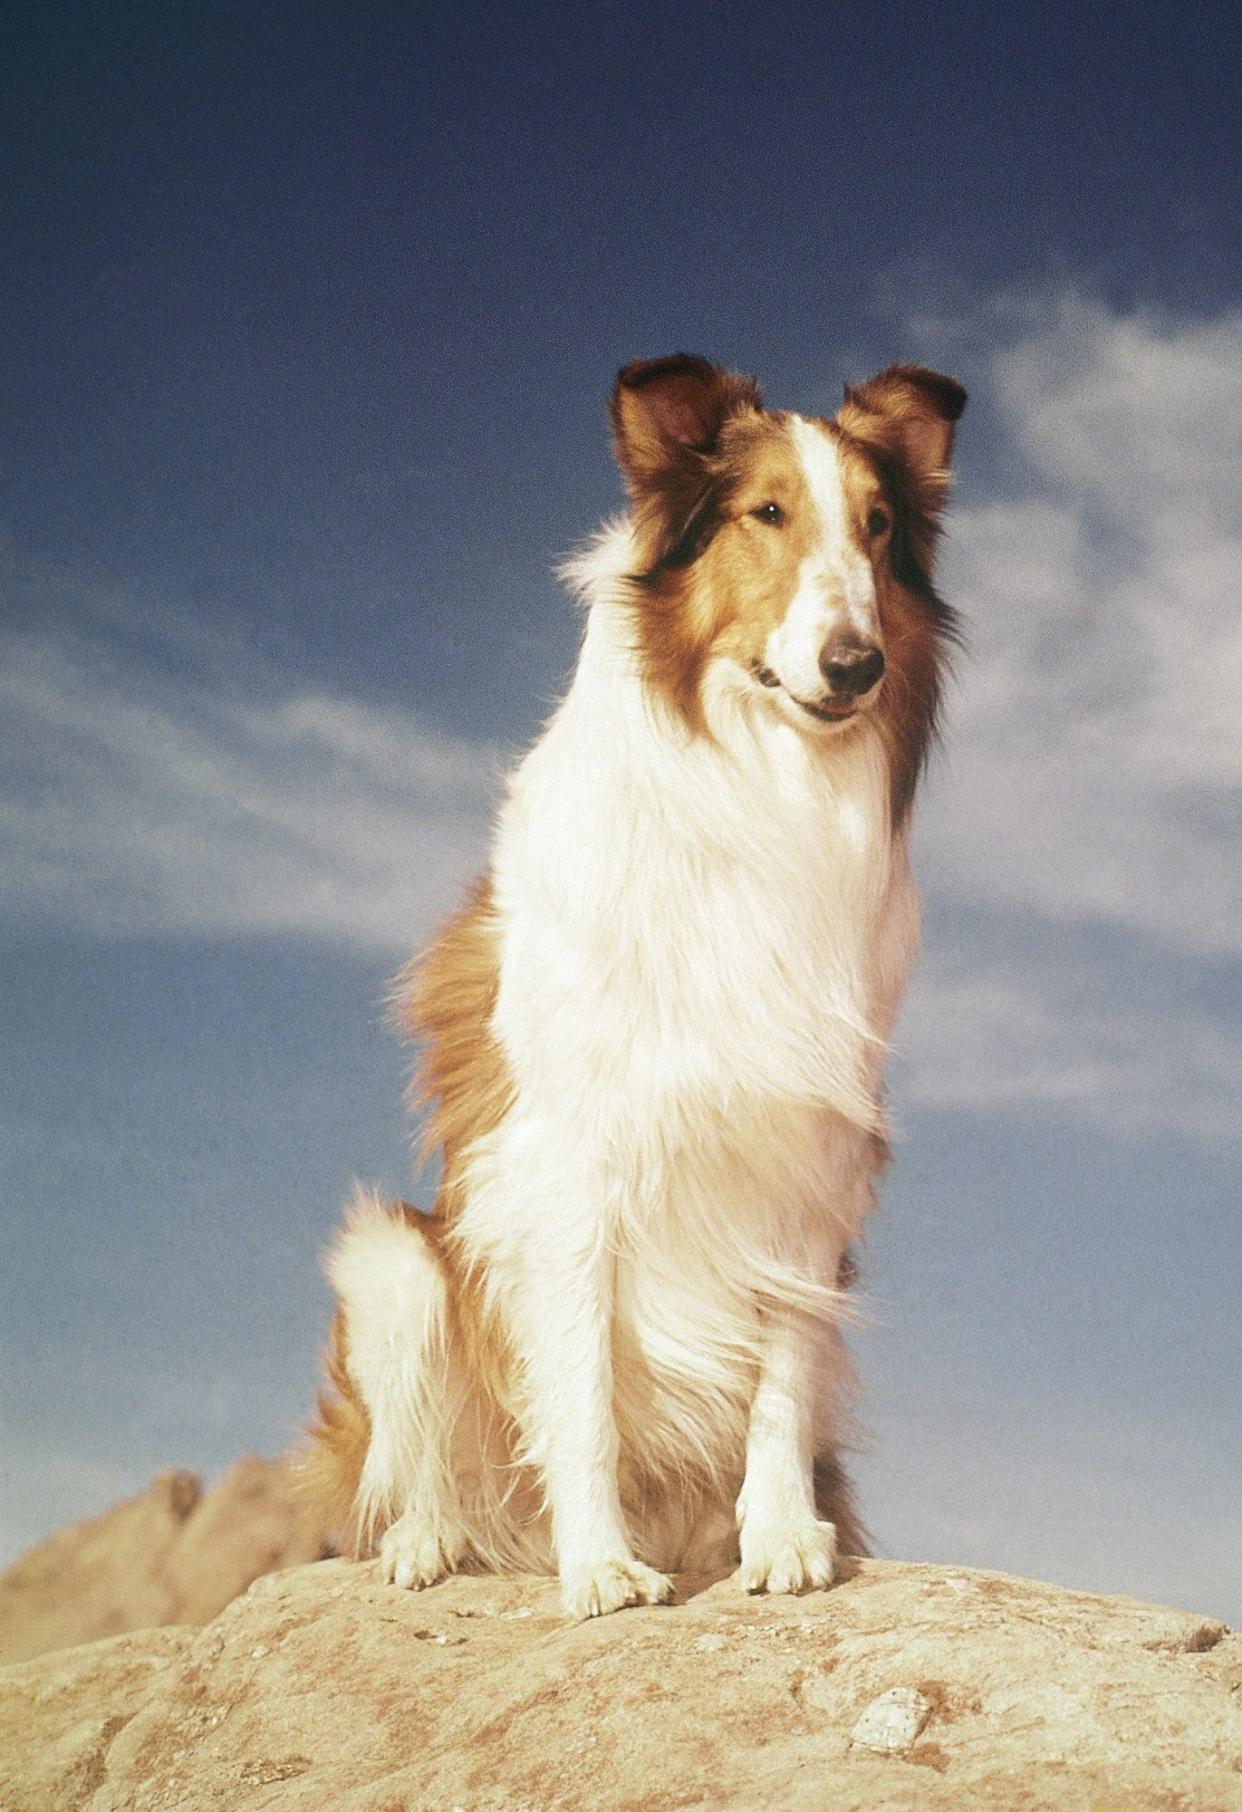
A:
[[818, 636, 885, 696]]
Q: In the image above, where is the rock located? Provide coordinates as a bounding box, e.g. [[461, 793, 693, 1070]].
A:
[[2, 1557, 1238, 1810], [849, 1684, 932, 1752], [0, 1457, 329, 1665], [0, 1626, 194, 1812]]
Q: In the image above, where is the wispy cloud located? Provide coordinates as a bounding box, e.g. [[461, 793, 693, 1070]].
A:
[[923, 291, 1242, 954], [898, 948, 1242, 1146], [0, 574, 494, 950], [893, 291, 1242, 1140]]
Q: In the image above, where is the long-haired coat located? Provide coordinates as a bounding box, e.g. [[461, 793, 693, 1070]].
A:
[[308, 354, 966, 1617]]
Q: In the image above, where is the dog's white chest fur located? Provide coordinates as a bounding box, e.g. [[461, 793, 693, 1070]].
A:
[[490, 593, 917, 1168]]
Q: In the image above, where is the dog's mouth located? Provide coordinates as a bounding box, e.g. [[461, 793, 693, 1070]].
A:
[[795, 696, 859, 723], [749, 662, 862, 726]]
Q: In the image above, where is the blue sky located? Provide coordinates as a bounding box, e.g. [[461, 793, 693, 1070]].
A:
[[2, 3, 1238, 1622]]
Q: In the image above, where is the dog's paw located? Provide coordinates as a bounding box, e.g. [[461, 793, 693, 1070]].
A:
[[561, 1556, 675, 1620], [379, 1509, 467, 1591], [736, 1518, 836, 1596]]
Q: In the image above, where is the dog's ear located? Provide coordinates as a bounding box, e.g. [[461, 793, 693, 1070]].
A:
[[837, 364, 966, 484], [836, 365, 966, 575], [610, 355, 762, 496], [609, 355, 762, 569]]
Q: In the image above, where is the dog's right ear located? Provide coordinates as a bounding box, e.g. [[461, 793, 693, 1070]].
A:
[[610, 355, 762, 498]]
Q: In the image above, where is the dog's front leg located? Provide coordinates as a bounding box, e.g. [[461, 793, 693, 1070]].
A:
[[736, 1306, 837, 1594], [510, 1222, 673, 1619]]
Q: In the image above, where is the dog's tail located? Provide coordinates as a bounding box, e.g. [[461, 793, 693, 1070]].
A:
[[297, 1304, 372, 1548]]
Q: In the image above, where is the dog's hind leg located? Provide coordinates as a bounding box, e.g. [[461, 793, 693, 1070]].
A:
[[325, 1188, 470, 1589]]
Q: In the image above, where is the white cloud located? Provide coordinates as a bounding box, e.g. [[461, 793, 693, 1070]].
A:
[[891, 292, 1242, 1139], [995, 293, 1242, 529], [0, 580, 494, 950], [897, 952, 1242, 1146], [923, 292, 1242, 954]]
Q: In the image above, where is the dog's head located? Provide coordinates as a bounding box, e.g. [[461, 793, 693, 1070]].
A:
[[609, 354, 965, 811]]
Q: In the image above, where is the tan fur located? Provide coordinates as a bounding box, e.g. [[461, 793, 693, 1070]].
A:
[[392, 877, 513, 1222], [696, 417, 822, 676], [390, 884, 527, 1417], [300, 1306, 371, 1538]]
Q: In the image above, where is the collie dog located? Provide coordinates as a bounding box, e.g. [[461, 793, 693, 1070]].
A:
[[308, 354, 966, 1617]]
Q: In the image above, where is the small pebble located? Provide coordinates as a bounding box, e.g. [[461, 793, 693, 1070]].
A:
[[850, 1687, 932, 1753], [695, 1632, 728, 1652]]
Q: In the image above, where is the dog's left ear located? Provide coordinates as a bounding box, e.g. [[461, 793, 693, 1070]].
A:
[[837, 365, 966, 573], [837, 364, 966, 484]]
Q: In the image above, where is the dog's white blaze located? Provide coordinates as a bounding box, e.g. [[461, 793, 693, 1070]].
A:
[[765, 416, 881, 702]]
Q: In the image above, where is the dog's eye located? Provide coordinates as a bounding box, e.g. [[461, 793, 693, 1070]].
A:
[[867, 506, 891, 538], [751, 501, 785, 526]]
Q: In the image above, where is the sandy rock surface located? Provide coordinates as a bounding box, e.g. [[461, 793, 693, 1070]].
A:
[[0, 1458, 327, 1665], [2, 1556, 1238, 1811]]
